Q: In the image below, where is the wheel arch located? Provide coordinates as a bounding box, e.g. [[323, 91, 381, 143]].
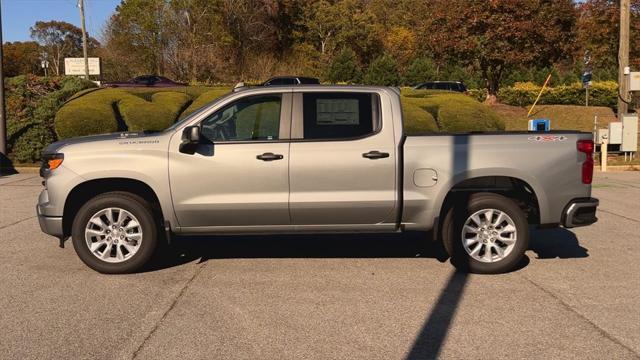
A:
[[62, 178, 165, 237], [433, 174, 543, 238]]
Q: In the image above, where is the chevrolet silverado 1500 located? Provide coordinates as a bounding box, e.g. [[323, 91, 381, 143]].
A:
[[37, 85, 598, 274]]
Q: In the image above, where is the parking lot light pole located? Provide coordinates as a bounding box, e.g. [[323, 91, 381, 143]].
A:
[[0, 1, 7, 159]]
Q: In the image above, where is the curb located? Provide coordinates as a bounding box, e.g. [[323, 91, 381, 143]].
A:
[[1, 167, 39, 174], [594, 165, 640, 172]]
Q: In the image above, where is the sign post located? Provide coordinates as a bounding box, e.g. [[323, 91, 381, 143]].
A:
[[582, 51, 592, 107]]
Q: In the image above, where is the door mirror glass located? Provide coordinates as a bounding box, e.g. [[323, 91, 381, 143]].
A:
[[179, 126, 200, 154]]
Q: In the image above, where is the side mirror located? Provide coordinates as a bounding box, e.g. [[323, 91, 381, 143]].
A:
[[179, 126, 200, 154]]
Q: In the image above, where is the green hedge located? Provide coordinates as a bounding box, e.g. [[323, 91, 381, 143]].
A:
[[6, 75, 96, 163], [498, 81, 618, 108], [466, 81, 619, 109], [119, 92, 191, 131], [180, 89, 230, 118], [56, 87, 231, 139], [55, 89, 126, 139], [401, 89, 505, 133], [56, 86, 503, 139]]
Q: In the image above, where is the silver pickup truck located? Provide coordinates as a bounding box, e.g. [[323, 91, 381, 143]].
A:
[[37, 85, 598, 274]]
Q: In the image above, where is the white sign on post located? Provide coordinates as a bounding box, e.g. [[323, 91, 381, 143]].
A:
[[64, 57, 101, 76]]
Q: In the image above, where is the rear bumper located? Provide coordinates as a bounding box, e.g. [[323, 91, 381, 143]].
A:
[[37, 205, 64, 238], [562, 198, 599, 228]]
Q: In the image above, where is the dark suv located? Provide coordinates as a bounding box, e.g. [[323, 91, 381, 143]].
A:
[[262, 76, 320, 86], [413, 81, 467, 93]]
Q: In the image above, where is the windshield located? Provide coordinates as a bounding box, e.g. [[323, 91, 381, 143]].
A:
[[163, 92, 234, 133]]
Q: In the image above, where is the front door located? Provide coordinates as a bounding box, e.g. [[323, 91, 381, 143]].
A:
[[169, 92, 292, 228]]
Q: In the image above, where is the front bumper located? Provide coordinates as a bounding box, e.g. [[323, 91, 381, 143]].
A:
[[562, 197, 599, 228], [36, 205, 64, 238]]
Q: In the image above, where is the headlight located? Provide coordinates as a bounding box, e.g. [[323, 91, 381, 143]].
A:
[[40, 153, 64, 177]]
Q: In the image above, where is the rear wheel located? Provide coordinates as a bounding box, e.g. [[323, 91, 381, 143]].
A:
[[442, 193, 529, 274], [71, 192, 158, 274]]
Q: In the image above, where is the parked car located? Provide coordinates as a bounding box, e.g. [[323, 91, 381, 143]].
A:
[[103, 75, 187, 88], [262, 76, 320, 86], [37, 85, 598, 274], [414, 81, 467, 93]]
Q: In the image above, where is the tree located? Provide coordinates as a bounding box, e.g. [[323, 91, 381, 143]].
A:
[[326, 47, 361, 83], [424, 0, 578, 101], [299, 0, 343, 55], [105, 0, 170, 76], [364, 54, 400, 86], [382, 26, 416, 70], [219, 0, 277, 77], [166, 0, 225, 82], [30, 21, 97, 76], [2, 41, 42, 77], [404, 57, 437, 86], [577, 0, 640, 71]]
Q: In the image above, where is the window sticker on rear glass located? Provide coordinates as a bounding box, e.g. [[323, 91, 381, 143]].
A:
[[316, 99, 359, 125]]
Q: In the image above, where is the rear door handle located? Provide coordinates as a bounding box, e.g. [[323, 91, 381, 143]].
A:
[[256, 152, 284, 161], [362, 151, 389, 159]]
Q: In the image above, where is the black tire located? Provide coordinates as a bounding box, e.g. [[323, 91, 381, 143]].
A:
[[442, 192, 529, 274], [71, 191, 158, 274]]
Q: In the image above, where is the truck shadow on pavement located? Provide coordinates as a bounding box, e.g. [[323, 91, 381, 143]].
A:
[[144, 228, 586, 360], [146, 227, 587, 271]]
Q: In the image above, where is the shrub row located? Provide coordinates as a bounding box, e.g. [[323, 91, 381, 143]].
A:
[[6, 75, 96, 163], [466, 81, 619, 108], [55, 86, 503, 140], [401, 89, 505, 133], [55, 87, 230, 138]]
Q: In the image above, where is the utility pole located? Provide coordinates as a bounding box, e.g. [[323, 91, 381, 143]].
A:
[[617, 0, 630, 116], [0, 1, 7, 160], [78, 0, 90, 79]]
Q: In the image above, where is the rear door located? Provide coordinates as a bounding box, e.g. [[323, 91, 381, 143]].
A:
[[288, 90, 397, 226]]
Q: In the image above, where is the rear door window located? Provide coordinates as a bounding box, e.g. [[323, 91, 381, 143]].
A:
[[302, 92, 379, 140], [434, 82, 448, 90]]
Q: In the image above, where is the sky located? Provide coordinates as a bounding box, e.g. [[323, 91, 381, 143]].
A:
[[1, 0, 121, 43]]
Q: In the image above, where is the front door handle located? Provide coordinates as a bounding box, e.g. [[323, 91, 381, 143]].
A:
[[362, 150, 389, 159], [257, 152, 284, 161]]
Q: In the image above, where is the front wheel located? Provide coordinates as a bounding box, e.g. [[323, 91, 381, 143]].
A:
[[71, 192, 158, 274], [442, 193, 529, 274]]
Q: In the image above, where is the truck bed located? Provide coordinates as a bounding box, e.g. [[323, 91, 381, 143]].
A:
[[400, 131, 593, 230]]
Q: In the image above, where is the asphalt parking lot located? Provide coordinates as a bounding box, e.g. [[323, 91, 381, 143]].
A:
[[0, 171, 638, 360]]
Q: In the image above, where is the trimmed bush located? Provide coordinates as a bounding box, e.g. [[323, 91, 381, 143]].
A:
[[119, 92, 191, 131], [55, 89, 127, 139], [180, 88, 230, 118], [401, 97, 439, 133], [498, 81, 618, 109], [402, 89, 505, 132], [6, 75, 96, 162], [56, 87, 231, 138]]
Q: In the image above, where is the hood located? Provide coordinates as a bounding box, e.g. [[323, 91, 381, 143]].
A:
[[43, 132, 155, 154]]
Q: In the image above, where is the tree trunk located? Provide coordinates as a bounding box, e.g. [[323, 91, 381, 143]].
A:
[[483, 64, 502, 105]]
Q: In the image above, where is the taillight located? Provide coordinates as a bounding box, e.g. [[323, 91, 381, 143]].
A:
[[577, 140, 594, 184]]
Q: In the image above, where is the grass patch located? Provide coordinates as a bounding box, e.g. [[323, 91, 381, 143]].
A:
[[491, 104, 617, 132]]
